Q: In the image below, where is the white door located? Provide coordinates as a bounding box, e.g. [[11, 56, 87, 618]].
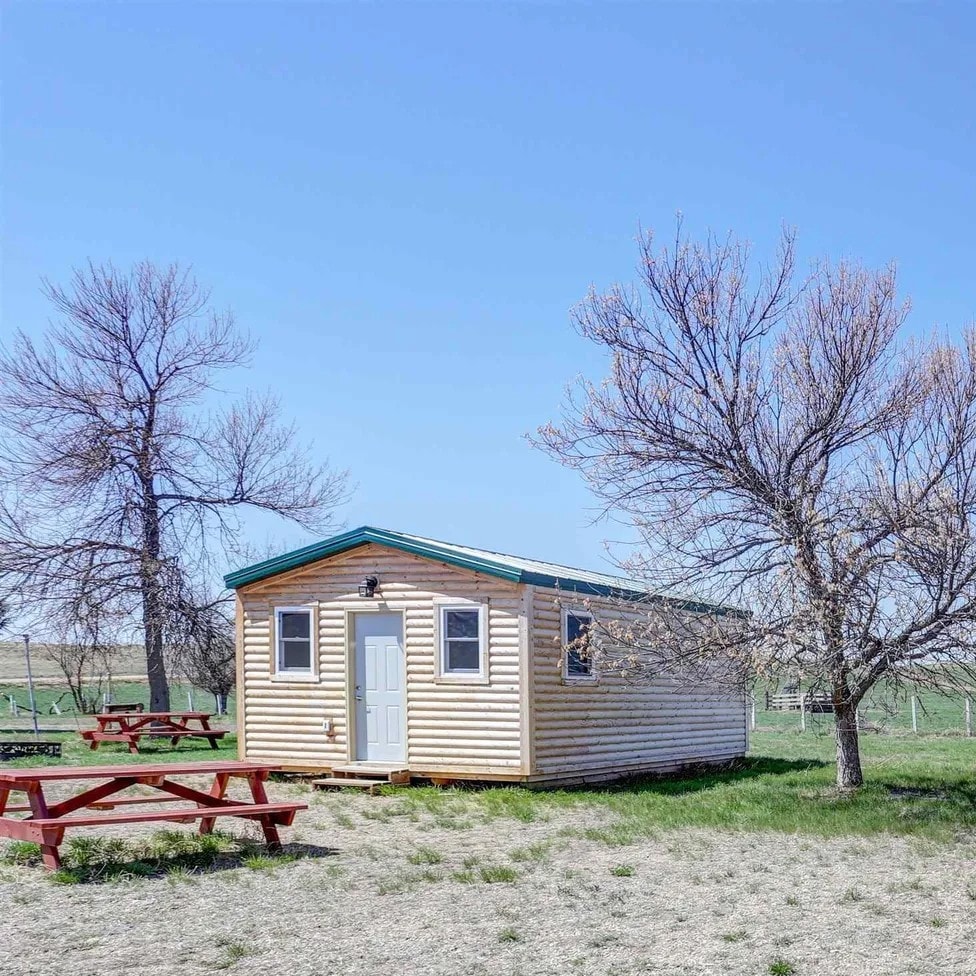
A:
[[354, 613, 406, 763]]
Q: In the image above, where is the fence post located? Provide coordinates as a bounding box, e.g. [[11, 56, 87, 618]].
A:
[[911, 695, 918, 734], [799, 693, 806, 732], [750, 697, 757, 733], [966, 697, 973, 738], [187, 686, 194, 711]]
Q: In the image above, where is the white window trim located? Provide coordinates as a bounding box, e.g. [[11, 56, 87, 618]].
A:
[[562, 608, 597, 683], [272, 606, 318, 682], [434, 599, 489, 684]]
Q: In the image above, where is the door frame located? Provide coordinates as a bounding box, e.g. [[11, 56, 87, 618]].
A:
[[344, 607, 407, 764]]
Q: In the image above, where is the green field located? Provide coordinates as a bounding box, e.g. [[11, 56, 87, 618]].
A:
[[754, 680, 974, 736], [0, 680, 235, 724]]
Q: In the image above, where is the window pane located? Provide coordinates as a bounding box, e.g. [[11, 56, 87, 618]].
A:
[[566, 614, 591, 644], [567, 647, 591, 676], [446, 639, 480, 672], [280, 611, 311, 639], [446, 609, 479, 639], [281, 640, 311, 670]]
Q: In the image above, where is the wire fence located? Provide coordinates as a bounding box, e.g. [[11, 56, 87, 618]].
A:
[[1, 680, 235, 727], [750, 687, 975, 737]]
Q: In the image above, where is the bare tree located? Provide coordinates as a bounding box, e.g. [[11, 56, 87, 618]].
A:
[[538, 222, 976, 788], [0, 262, 346, 711], [165, 583, 236, 714], [45, 638, 112, 715], [42, 574, 127, 713]]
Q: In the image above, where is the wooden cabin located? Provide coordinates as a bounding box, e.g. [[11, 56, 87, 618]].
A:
[[225, 526, 748, 786]]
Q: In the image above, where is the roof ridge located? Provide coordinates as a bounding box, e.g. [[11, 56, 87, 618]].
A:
[[387, 526, 642, 586], [224, 524, 740, 616]]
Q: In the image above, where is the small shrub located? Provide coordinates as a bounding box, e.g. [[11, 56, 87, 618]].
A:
[[479, 864, 519, 884], [1, 841, 41, 866], [406, 846, 443, 866], [768, 960, 797, 976], [498, 926, 522, 943], [721, 930, 748, 943], [123, 860, 156, 878], [214, 940, 254, 970], [610, 864, 635, 877], [842, 887, 863, 903], [243, 853, 296, 872], [49, 868, 82, 885], [931, 917, 947, 928], [509, 840, 554, 863], [785, 894, 800, 906]]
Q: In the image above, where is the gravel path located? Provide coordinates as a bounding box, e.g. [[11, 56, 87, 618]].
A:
[[2, 782, 974, 976]]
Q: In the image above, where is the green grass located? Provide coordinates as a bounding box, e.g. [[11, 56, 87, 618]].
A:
[[0, 680, 235, 723], [2, 716, 973, 845], [478, 864, 520, 883], [377, 733, 976, 842], [0, 729, 239, 767], [406, 845, 443, 865], [0, 829, 293, 883]]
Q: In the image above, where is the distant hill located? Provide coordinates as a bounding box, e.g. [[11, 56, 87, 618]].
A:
[[0, 642, 147, 681]]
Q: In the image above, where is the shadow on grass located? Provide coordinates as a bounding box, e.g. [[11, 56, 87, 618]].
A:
[[600, 755, 831, 797], [2, 832, 338, 884]]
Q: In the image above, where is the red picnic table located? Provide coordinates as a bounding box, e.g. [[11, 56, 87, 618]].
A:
[[79, 711, 227, 753], [0, 760, 307, 870]]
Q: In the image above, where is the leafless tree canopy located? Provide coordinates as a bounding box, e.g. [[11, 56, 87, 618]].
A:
[[0, 261, 347, 710], [538, 223, 976, 787], [165, 582, 236, 712]]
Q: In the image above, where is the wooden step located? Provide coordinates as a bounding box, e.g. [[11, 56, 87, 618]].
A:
[[329, 764, 411, 785], [311, 777, 389, 795]]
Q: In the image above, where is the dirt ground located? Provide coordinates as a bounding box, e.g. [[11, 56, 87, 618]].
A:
[[2, 781, 975, 976]]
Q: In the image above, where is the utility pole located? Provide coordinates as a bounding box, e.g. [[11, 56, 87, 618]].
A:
[[24, 633, 39, 739]]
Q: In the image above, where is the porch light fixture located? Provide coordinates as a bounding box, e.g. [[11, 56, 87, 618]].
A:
[[358, 576, 378, 598]]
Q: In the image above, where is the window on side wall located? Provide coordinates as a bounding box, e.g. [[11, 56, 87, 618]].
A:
[[563, 609, 594, 680], [275, 607, 314, 676], [438, 604, 486, 680]]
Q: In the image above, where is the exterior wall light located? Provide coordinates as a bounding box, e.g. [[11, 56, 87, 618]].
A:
[[358, 576, 378, 598]]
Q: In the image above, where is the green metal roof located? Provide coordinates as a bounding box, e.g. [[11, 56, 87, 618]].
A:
[[223, 525, 736, 614]]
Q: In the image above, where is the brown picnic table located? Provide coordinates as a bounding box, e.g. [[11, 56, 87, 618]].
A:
[[0, 760, 307, 870], [79, 711, 226, 753]]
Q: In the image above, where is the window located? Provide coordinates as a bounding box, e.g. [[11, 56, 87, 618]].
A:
[[275, 607, 314, 675], [563, 610, 594, 680], [438, 603, 486, 680]]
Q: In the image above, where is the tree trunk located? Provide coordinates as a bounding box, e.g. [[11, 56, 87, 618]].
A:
[[834, 700, 863, 788], [141, 484, 170, 713]]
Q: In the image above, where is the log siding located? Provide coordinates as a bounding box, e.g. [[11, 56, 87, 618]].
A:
[[529, 588, 747, 779], [239, 543, 524, 774]]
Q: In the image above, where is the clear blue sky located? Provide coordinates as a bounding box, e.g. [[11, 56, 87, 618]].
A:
[[2, 2, 974, 578]]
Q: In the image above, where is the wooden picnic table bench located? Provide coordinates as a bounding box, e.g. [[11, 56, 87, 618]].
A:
[[79, 711, 227, 754], [0, 760, 306, 871]]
